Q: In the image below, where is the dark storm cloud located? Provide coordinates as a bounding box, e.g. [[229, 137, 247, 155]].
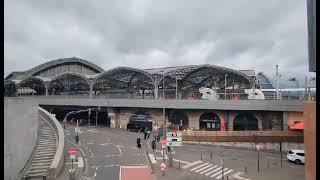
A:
[[4, 0, 314, 80]]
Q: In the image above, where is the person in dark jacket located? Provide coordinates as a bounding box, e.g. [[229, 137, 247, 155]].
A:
[[151, 139, 156, 151], [137, 138, 141, 148], [144, 128, 148, 140]]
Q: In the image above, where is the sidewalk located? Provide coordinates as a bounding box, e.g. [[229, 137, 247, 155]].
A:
[[56, 138, 87, 180]]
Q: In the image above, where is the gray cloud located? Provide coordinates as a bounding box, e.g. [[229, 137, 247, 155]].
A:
[[4, 0, 315, 80]]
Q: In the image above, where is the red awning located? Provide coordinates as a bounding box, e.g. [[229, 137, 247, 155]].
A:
[[289, 122, 304, 130]]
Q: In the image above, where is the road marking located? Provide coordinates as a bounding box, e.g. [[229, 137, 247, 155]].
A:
[[87, 129, 99, 133], [91, 166, 101, 168], [91, 153, 93, 156], [210, 168, 228, 178], [115, 145, 123, 156], [190, 162, 209, 171], [195, 164, 213, 173], [173, 159, 190, 164], [205, 166, 222, 176], [119, 165, 121, 180], [199, 165, 218, 174], [147, 140, 151, 149], [216, 169, 234, 179], [87, 142, 94, 145], [104, 165, 120, 168], [265, 157, 287, 161], [78, 157, 84, 168], [100, 143, 112, 146], [148, 154, 157, 164], [131, 153, 145, 156], [104, 155, 121, 157], [65, 139, 86, 157], [232, 172, 250, 180], [182, 160, 202, 169], [121, 165, 149, 168]]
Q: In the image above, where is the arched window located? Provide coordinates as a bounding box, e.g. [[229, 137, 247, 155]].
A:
[[199, 113, 220, 131], [169, 111, 189, 130], [233, 113, 258, 131]]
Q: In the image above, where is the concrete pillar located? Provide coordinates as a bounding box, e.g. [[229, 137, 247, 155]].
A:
[[227, 112, 235, 131], [258, 117, 263, 131], [154, 80, 158, 99], [45, 84, 48, 96], [186, 110, 200, 130], [89, 82, 93, 98], [283, 112, 288, 131]]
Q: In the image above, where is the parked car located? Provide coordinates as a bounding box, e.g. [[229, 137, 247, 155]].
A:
[[287, 150, 305, 164]]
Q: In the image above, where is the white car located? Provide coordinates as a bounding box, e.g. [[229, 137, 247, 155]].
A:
[[287, 150, 305, 164]]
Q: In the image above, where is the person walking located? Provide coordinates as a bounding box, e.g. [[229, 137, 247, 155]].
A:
[[144, 128, 148, 140], [151, 139, 156, 152], [137, 138, 141, 148], [147, 129, 151, 139]]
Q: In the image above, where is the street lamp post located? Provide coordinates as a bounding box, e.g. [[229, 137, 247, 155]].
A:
[[175, 78, 178, 99], [225, 74, 227, 100], [88, 108, 91, 126]]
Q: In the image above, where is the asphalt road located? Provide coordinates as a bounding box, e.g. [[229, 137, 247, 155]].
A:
[[64, 125, 305, 180]]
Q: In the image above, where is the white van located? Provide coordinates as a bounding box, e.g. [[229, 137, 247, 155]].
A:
[[287, 150, 305, 164]]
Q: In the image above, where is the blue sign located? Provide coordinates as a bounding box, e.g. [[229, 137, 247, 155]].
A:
[[220, 153, 224, 165]]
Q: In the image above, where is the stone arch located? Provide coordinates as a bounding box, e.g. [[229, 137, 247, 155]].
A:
[[169, 111, 189, 130], [199, 112, 221, 131], [233, 113, 258, 131]]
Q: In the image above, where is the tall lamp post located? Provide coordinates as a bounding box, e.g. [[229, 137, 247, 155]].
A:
[[224, 74, 227, 100]]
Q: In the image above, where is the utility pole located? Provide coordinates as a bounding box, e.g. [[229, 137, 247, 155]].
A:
[[225, 74, 227, 100], [304, 76, 308, 100], [175, 78, 178, 99], [276, 65, 279, 100], [88, 108, 91, 126]]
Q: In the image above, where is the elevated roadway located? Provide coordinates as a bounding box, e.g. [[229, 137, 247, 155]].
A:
[[16, 96, 304, 112]]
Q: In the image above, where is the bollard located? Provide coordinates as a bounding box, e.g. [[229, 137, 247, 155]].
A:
[[178, 160, 181, 169], [210, 152, 213, 159], [201, 154, 202, 160], [244, 166, 247, 174], [268, 159, 270, 168], [226, 176, 228, 180]]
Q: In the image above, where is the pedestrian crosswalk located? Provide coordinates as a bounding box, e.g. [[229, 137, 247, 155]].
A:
[[183, 161, 240, 179]]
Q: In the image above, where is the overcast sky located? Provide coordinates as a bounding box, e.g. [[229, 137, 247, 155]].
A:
[[4, 0, 315, 81]]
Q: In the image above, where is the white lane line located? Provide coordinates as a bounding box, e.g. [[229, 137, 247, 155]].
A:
[[104, 155, 121, 157], [148, 154, 157, 164], [78, 157, 84, 168], [119, 165, 122, 180], [87, 142, 94, 145], [147, 140, 151, 150], [131, 154, 145, 156], [66, 162, 79, 165], [100, 143, 112, 146], [104, 165, 120, 168], [216, 169, 234, 179], [173, 159, 190, 164], [190, 163, 209, 171], [182, 160, 203, 169], [195, 164, 214, 173], [205, 167, 222, 176], [210, 168, 228, 178], [94, 167, 98, 177], [121, 165, 149, 168], [115, 145, 123, 156], [200, 165, 218, 174]]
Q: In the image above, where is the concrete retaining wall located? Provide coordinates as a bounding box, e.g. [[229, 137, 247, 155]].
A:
[[4, 98, 38, 180], [185, 141, 304, 152]]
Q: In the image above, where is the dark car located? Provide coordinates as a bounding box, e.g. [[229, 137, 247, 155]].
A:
[[127, 122, 146, 132]]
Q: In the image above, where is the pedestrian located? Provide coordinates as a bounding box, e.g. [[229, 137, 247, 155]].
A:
[[137, 138, 141, 148], [144, 128, 148, 140], [147, 129, 151, 139], [167, 146, 171, 153], [151, 139, 156, 151]]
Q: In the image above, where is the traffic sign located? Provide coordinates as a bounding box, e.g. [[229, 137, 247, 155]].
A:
[[256, 144, 262, 151], [167, 141, 182, 146], [160, 162, 166, 171], [161, 139, 167, 145], [69, 147, 77, 156]]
